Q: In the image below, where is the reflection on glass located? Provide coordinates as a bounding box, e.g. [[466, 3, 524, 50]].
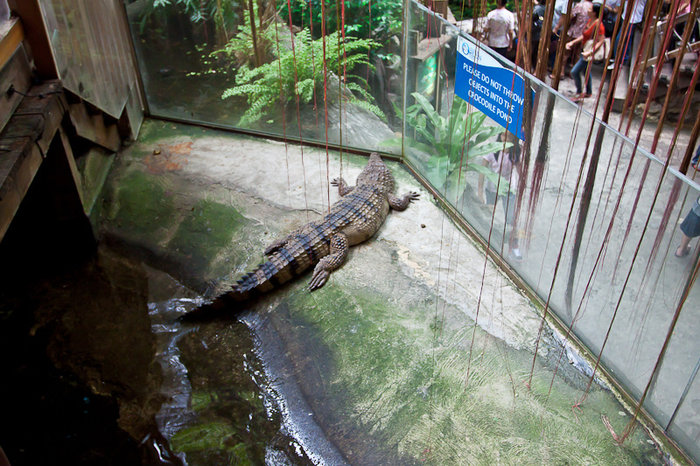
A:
[[402, 0, 699, 460]]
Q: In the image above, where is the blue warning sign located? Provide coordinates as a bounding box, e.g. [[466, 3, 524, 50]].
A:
[[454, 36, 532, 140]]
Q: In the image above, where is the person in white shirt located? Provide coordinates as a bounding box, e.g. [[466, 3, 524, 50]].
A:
[[609, 0, 646, 67], [552, 0, 573, 35], [549, 0, 573, 75], [484, 0, 516, 59]]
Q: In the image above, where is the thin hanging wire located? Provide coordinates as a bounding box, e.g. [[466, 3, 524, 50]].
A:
[[321, 0, 332, 212], [305, 1, 329, 214], [285, 0, 310, 221], [273, 3, 292, 204], [463, 0, 498, 389]]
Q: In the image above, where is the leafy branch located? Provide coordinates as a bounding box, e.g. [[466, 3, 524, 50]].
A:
[[221, 28, 385, 127], [383, 93, 512, 201]]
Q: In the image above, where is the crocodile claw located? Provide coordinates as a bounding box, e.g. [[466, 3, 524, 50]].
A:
[[308, 269, 329, 291]]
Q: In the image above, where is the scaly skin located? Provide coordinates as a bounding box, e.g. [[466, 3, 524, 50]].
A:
[[183, 153, 419, 319]]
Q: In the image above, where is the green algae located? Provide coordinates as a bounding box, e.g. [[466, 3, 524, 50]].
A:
[[109, 170, 176, 239], [170, 322, 288, 464], [170, 421, 238, 452], [135, 119, 211, 148], [167, 199, 246, 272], [190, 391, 214, 412], [282, 283, 663, 465], [169, 421, 260, 465]]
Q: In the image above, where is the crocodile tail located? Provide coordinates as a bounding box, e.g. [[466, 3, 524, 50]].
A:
[[179, 246, 314, 321]]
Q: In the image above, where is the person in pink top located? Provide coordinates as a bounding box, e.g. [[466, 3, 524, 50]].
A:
[[565, 0, 594, 65], [565, 3, 606, 102]]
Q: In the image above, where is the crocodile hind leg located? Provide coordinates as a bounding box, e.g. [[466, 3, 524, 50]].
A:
[[309, 233, 349, 291], [264, 237, 288, 255], [389, 191, 420, 211], [264, 227, 304, 255]]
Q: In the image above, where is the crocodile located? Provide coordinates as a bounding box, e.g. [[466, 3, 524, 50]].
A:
[[183, 152, 419, 319]]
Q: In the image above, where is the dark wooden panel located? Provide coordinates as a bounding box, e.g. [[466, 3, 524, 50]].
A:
[[0, 80, 67, 242], [0, 44, 31, 134]]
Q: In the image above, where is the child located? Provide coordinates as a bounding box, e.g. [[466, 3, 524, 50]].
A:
[[477, 131, 523, 261], [676, 195, 700, 258]]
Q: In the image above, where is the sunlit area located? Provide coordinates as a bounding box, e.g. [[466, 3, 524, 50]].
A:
[[0, 0, 699, 464]]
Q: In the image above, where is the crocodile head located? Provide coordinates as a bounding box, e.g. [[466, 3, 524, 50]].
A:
[[356, 152, 395, 195]]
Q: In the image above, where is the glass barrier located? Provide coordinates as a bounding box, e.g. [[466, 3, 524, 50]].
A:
[[667, 365, 700, 461], [403, 1, 699, 461], [39, 0, 143, 128], [122, 0, 403, 155], [121, 0, 698, 459]]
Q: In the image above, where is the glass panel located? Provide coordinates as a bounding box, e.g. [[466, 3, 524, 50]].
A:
[[403, 1, 700, 462], [120, 0, 699, 460], [39, 0, 144, 128], [122, 0, 404, 155], [667, 359, 700, 462]]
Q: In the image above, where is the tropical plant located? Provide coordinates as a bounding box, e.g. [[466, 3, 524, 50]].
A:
[[221, 28, 385, 127], [383, 93, 512, 201]]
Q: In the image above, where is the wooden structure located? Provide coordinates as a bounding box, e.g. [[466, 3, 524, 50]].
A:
[[614, 11, 700, 109], [0, 1, 144, 273]]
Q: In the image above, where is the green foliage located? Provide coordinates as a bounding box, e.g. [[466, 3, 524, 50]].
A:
[[448, 0, 512, 21], [279, 0, 403, 44], [383, 93, 512, 201], [221, 28, 385, 127], [141, 0, 234, 23], [209, 0, 277, 69], [136, 0, 240, 40]]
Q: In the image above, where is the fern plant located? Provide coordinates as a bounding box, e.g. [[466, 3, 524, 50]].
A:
[[383, 93, 512, 201], [221, 28, 385, 127]]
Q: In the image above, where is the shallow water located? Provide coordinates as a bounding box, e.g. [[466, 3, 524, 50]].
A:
[[0, 245, 311, 465]]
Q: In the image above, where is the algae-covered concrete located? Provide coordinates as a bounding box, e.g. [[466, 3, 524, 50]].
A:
[[97, 119, 668, 464]]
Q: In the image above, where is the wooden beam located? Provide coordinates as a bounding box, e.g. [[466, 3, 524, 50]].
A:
[[643, 41, 700, 69], [0, 44, 31, 133], [0, 139, 44, 241], [7, 0, 57, 79], [67, 99, 121, 152], [0, 17, 23, 69], [0, 80, 66, 242], [57, 126, 85, 208]]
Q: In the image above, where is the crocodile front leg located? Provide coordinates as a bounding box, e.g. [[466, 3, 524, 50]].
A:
[[308, 233, 349, 290], [331, 177, 354, 196], [389, 191, 420, 211]]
